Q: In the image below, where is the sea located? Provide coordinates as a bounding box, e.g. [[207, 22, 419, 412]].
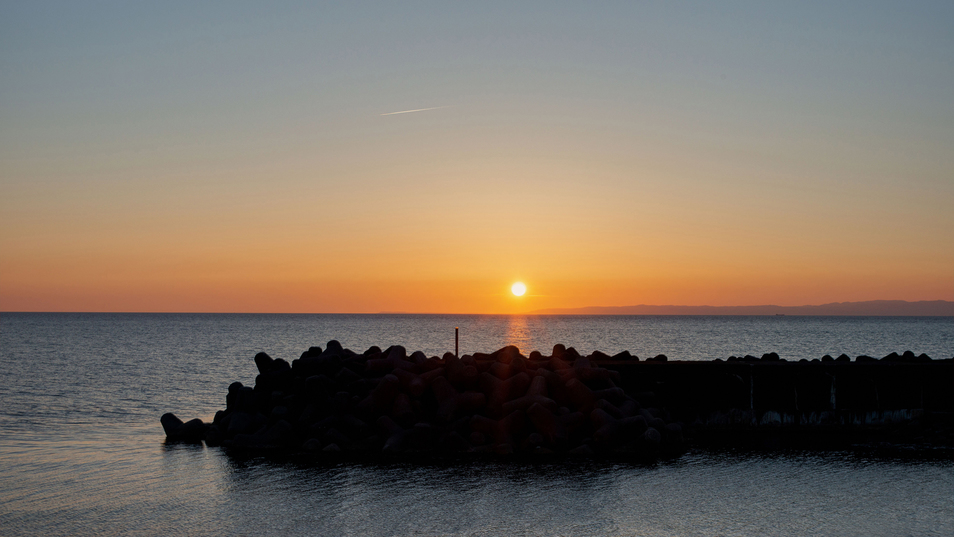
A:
[[1, 312, 952, 536]]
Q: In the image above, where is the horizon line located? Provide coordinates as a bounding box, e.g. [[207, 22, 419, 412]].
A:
[[2, 299, 952, 316], [0, 306, 954, 317]]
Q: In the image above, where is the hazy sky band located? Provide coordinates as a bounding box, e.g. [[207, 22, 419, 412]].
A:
[[1, 2, 951, 312]]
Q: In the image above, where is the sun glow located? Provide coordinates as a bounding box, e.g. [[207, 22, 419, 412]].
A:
[[511, 282, 527, 297]]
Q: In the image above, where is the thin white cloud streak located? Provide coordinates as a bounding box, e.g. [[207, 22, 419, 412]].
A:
[[380, 106, 450, 116]]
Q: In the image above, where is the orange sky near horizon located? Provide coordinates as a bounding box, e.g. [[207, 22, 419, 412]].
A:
[[1, 3, 952, 313]]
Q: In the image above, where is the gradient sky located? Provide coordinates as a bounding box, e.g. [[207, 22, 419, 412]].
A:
[[2, 1, 952, 313]]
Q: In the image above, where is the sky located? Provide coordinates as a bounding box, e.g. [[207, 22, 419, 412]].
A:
[[1, 1, 952, 313]]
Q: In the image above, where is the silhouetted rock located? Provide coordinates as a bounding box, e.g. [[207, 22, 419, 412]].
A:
[[161, 413, 207, 443], [300, 346, 322, 359], [324, 340, 344, 356], [640, 427, 662, 454], [568, 444, 594, 456], [254, 352, 274, 375], [409, 350, 428, 365], [160, 413, 184, 437], [492, 345, 523, 364], [228, 411, 260, 436], [163, 340, 951, 459]]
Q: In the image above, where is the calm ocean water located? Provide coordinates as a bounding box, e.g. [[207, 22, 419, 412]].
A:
[[1, 313, 952, 536]]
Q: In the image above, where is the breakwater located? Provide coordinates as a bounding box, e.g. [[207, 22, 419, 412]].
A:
[[605, 354, 953, 450], [161, 343, 952, 457]]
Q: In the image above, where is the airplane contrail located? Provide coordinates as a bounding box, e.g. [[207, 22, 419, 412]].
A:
[[380, 106, 449, 116]]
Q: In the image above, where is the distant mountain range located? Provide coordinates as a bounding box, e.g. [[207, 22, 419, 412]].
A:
[[531, 300, 954, 316]]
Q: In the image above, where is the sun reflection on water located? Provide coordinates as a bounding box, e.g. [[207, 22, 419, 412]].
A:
[[505, 315, 532, 354]]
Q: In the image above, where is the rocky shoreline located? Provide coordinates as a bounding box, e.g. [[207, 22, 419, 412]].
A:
[[161, 342, 952, 459]]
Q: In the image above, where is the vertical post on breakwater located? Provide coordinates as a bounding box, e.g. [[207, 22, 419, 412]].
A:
[[455, 327, 459, 358]]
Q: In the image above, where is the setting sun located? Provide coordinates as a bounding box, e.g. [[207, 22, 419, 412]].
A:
[[511, 282, 527, 297]]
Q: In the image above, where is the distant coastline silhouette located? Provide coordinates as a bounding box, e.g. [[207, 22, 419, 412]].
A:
[[532, 300, 954, 316]]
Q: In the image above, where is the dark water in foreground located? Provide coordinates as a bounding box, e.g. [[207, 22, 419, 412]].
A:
[[1, 313, 952, 536]]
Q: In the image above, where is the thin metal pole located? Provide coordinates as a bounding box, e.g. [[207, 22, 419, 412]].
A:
[[455, 327, 459, 358]]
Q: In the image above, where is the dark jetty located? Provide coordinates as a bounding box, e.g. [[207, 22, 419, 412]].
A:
[[162, 344, 953, 458]]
